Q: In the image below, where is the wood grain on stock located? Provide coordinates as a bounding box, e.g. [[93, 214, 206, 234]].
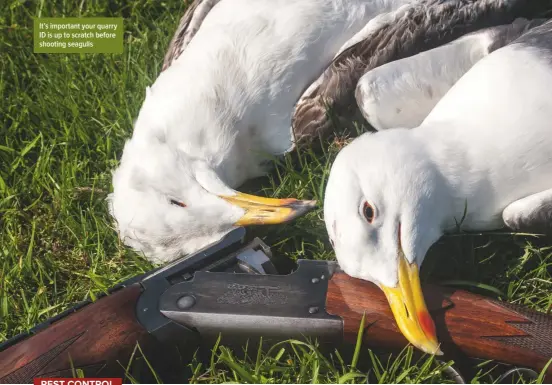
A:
[[326, 272, 552, 375], [0, 284, 152, 383]]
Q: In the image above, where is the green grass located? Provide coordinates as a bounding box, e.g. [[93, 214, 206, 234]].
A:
[[183, 338, 461, 384], [1, 0, 551, 383]]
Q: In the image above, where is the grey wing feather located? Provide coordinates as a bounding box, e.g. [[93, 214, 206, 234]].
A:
[[488, 18, 548, 53], [292, 0, 552, 147], [162, 0, 221, 71], [510, 18, 552, 54]]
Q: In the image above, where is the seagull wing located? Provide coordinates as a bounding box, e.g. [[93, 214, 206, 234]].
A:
[[355, 17, 546, 131], [162, 0, 222, 71], [292, 0, 552, 147]]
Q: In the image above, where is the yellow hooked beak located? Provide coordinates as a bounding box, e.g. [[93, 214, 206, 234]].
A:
[[380, 253, 443, 355], [220, 192, 317, 226]]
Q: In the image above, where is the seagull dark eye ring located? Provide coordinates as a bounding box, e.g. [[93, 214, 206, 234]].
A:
[[362, 201, 375, 223]]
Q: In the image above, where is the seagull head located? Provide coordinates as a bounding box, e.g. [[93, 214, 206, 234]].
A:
[[108, 138, 315, 264], [324, 129, 450, 355]]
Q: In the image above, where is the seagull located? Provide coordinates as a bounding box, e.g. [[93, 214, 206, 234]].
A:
[[108, 0, 422, 264], [356, 18, 545, 130], [293, 0, 552, 145], [323, 19, 552, 355]]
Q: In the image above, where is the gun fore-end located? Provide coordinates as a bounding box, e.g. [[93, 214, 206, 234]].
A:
[[0, 228, 250, 383], [0, 284, 155, 383], [325, 272, 552, 376]]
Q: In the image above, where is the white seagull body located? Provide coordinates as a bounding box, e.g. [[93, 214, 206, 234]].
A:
[[356, 18, 545, 130], [109, 0, 416, 263], [149, 0, 412, 165], [324, 19, 552, 355]]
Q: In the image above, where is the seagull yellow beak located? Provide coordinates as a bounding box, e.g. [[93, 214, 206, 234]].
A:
[[380, 253, 443, 355], [220, 192, 317, 225]]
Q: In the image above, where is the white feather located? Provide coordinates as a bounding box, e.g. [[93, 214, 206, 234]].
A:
[[110, 0, 415, 263], [356, 29, 495, 130]]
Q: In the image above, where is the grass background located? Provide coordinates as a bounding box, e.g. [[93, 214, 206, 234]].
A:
[[1, 0, 551, 383]]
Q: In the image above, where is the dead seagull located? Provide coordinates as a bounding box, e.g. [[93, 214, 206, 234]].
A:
[[108, 0, 421, 264], [356, 18, 545, 130], [323, 19, 552, 355], [293, 0, 552, 145]]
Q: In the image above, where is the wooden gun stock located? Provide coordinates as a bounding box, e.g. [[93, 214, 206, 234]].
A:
[[0, 284, 154, 383], [326, 272, 552, 376]]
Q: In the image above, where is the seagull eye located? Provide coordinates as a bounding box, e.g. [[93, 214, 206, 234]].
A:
[[363, 201, 375, 223], [170, 199, 187, 208]]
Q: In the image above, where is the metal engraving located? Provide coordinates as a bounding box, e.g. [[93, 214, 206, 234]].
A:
[[216, 283, 288, 305], [159, 260, 343, 343]]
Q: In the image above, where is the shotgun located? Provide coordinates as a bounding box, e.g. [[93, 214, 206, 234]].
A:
[[0, 227, 550, 383]]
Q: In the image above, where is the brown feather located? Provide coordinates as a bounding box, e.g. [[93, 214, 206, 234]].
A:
[[162, 0, 221, 72], [292, 0, 552, 147]]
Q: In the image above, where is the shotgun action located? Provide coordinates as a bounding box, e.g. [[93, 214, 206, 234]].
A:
[[0, 228, 550, 383]]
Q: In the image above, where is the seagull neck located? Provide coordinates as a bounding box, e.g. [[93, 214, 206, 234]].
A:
[[410, 123, 477, 231]]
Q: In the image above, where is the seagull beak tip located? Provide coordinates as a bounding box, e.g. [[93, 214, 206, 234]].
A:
[[381, 255, 443, 356], [223, 192, 316, 226]]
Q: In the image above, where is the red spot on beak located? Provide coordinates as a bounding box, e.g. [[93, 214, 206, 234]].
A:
[[418, 310, 437, 339]]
